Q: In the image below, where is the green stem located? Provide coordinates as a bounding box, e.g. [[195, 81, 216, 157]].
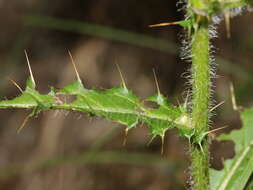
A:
[[190, 21, 211, 189]]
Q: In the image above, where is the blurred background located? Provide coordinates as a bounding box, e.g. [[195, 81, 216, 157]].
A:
[[0, 0, 252, 189]]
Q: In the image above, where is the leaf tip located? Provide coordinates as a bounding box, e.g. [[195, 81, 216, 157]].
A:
[[24, 50, 36, 88], [210, 100, 225, 112], [122, 128, 129, 146], [146, 135, 157, 147], [224, 12, 231, 39], [160, 134, 165, 155], [115, 63, 127, 89], [17, 113, 31, 133], [152, 68, 161, 95], [8, 78, 23, 93], [68, 50, 83, 86], [148, 22, 177, 28]]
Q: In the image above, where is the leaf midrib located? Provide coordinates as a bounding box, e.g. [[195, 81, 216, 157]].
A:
[[217, 139, 253, 190]]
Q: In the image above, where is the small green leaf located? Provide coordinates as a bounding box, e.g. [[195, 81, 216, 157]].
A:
[[26, 77, 36, 90], [59, 81, 85, 94], [0, 78, 56, 113], [0, 93, 38, 109], [143, 94, 188, 136], [177, 20, 193, 28]]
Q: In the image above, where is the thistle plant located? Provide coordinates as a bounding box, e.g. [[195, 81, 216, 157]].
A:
[[1, 0, 253, 189]]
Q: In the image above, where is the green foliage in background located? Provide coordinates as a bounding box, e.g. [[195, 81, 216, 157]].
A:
[[210, 107, 253, 190]]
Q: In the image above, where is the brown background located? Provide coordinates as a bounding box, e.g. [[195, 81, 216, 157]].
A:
[[0, 1, 252, 189]]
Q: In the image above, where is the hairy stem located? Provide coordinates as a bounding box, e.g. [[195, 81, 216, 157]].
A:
[[190, 20, 211, 189]]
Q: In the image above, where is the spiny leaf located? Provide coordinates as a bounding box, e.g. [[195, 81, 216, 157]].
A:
[[144, 93, 192, 136], [210, 107, 253, 190], [149, 20, 192, 28], [0, 77, 192, 139], [60, 81, 140, 128], [0, 77, 55, 110]]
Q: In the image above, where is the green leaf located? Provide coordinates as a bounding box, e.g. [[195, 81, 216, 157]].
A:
[[0, 78, 192, 138], [0, 93, 38, 109], [210, 107, 253, 190], [144, 94, 193, 136], [0, 77, 56, 114], [62, 82, 140, 128], [59, 81, 192, 136], [177, 20, 193, 28]]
